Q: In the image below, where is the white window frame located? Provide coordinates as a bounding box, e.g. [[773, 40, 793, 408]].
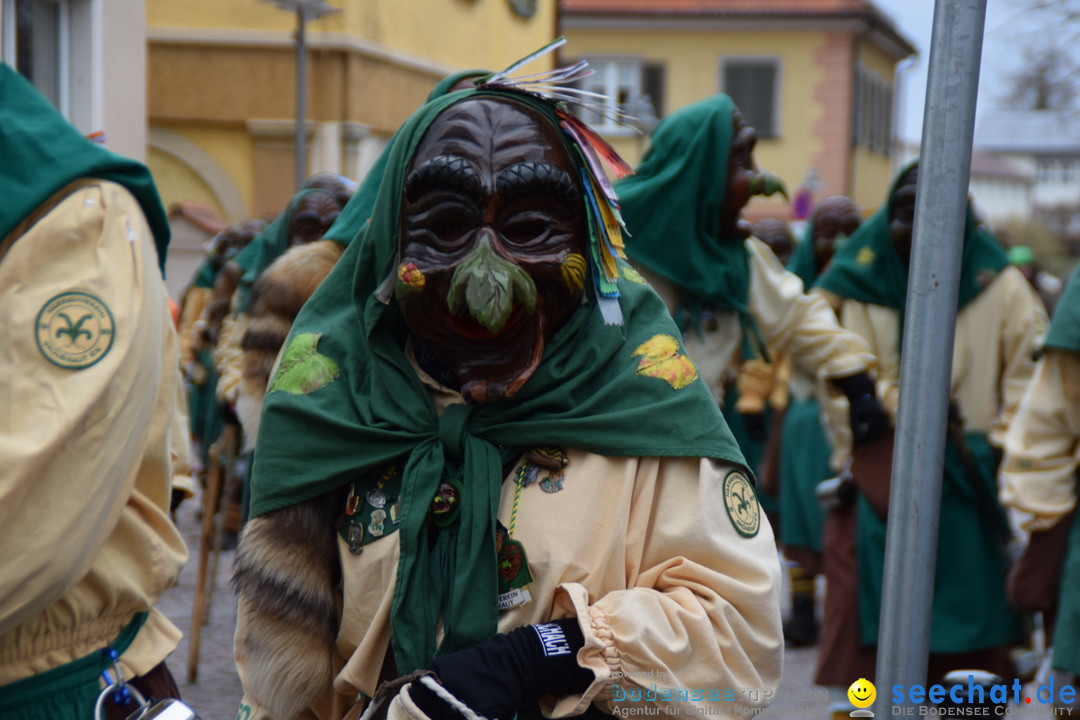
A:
[[2, 0, 71, 118], [580, 55, 643, 136], [718, 55, 782, 140]]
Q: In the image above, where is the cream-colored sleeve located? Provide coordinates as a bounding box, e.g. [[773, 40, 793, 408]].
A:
[[817, 299, 900, 469], [0, 183, 172, 634], [551, 457, 783, 717], [987, 267, 1049, 449], [745, 238, 876, 382], [999, 349, 1080, 521]]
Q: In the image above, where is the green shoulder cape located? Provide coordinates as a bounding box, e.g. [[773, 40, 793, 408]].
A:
[[615, 94, 763, 356], [814, 161, 1009, 311], [0, 64, 170, 271], [249, 87, 748, 675], [1045, 263, 1080, 352]]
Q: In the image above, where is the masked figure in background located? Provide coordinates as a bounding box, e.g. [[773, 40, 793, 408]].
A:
[[775, 196, 862, 649], [232, 71, 783, 720], [614, 95, 888, 500], [180, 218, 265, 490], [813, 161, 1048, 685], [1000, 262, 1080, 699]]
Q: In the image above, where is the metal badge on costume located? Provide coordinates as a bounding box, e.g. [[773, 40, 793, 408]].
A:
[[336, 461, 405, 554]]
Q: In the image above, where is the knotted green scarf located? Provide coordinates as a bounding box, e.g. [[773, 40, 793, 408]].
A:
[[615, 94, 766, 358], [0, 64, 170, 271], [814, 161, 1009, 312], [1045, 263, 1080, 352], [249, 87, 747, 675], [230, 187, 337, 312]]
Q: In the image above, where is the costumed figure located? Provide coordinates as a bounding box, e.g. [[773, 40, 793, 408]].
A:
[[812, 161, 1049, 686], [613, 94, 888, 527], [0, 64, 190, 720], [181, 218, 266, 488], [232, 44, 783, 720], [1000, 261, 1080, 693], [777, 195, 863, 649]]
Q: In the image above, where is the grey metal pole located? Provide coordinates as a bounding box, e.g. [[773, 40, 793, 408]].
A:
[[295, 6, 308, 191], [874, 0, 987, 713]]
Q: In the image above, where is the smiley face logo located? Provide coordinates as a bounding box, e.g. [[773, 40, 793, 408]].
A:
[[847, 678, 876, 709]]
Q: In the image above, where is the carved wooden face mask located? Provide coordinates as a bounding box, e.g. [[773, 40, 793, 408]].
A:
[[396, 96, 587, 403]]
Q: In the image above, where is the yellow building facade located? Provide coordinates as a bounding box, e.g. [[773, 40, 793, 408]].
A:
[[558, 0, 915, 220], [146, 0, 557, 225]]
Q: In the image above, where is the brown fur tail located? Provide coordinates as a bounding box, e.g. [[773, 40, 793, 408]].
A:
[[238, 240, 345, 447], [232, 492, 343, 718]]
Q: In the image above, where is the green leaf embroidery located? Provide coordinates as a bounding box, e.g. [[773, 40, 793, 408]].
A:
[[268, 332, 340, 395]]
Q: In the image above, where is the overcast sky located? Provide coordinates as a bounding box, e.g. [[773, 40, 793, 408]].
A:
[[871, 0, 1050, 144]]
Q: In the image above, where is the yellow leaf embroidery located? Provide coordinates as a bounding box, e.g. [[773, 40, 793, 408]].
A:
[[632, 334, 699, 390]]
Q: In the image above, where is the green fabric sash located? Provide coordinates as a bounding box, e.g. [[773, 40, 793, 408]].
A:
[[1045, 263, 1080, 352], [814, 161, 1009, 312], [249, 88, 748, 675], [0, 612, 148, 720], [615, 94, 765, 358], [230, 187, 337, 313], [1051, 504, 1080, 675], [0, 64, 170, 272], [856, 433, 1021, 652]]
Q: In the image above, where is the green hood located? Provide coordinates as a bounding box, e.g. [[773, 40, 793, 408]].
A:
[[0, 64, 170, 272], [1045, 263, 1080, 352], [230, 187, 338, 312], [814, 160, 1009, 311], [322, 70, 490, 247], [249, 86, 748, 674], [615, 94, 765, 357]]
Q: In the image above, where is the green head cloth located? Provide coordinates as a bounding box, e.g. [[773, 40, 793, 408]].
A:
[[615, 94, 766, 358], [322, 70, 490, 247], [1007, 245, 1035, 267], [0, 63, 171, 272], [230, 187, 338, 313], [248, 85, 748, 675], [814, 160, 1009, 312], [1045, 263, 1080, 352]]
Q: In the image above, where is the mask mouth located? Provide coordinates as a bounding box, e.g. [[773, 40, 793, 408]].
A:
[[447, 305, 526, 340]]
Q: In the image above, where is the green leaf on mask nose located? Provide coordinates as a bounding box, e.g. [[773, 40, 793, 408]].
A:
[[447, 238, 537, 333], [749, 170, 789, 201]]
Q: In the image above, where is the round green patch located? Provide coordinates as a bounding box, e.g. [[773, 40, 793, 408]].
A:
[[35, 292, 115, 369], [723, 470, 760, 537]]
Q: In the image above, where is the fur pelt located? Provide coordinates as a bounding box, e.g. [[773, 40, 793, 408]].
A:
[[237, 240, 345, 450], [232, 490, 345, 718]]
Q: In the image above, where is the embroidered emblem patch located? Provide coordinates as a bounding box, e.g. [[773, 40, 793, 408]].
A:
[[268, 332, 339, 395], [632, 334, 698, 389], [35, 292, 115, 369], [723, 470, 760, 538]]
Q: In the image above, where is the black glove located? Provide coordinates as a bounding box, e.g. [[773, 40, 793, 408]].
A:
[[412, 618, 593, 720], [832, 373, 889, 446], [740, 411, 767, 443]]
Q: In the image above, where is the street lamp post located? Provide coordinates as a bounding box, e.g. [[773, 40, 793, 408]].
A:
[[264, 0, 340, 191]]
